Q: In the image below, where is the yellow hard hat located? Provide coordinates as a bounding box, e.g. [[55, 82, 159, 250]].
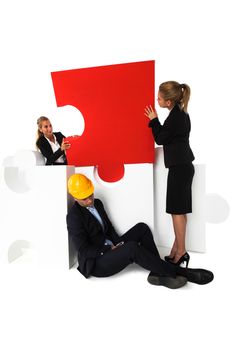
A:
[[68, 174, 94, 199]]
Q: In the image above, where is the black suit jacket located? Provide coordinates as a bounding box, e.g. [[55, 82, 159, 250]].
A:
[[148, 104, 195, 167], [66, 199, 121, 278], [36, 132, 67, 165]]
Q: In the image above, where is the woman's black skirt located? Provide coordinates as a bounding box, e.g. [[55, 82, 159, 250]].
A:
[[166, 163, 195, 214]]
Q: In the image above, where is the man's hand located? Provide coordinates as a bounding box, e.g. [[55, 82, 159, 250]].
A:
[[111, 241, 124, 250]]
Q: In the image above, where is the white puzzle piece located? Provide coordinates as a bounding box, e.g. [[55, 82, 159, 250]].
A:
[[0, 150, 76, 268]]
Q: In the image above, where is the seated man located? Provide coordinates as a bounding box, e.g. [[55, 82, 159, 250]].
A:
[[66, 174, 214, 289]]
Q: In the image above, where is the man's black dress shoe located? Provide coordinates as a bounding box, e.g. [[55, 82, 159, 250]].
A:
[[185, 268, 214, 285], [147, 272, 187, 289]]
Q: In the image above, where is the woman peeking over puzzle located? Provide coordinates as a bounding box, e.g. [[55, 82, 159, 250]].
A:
[[36, 116, 70, 165]]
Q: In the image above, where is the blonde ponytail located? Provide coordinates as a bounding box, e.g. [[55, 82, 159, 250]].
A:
[[179, 84, 191, 112]]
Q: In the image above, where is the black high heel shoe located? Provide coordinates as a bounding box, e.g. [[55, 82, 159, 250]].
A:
[[164, 255, 175, 262], [169, 252, 190, 268]]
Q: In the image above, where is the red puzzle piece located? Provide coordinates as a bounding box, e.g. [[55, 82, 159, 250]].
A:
[[51, 60, 155, 182]]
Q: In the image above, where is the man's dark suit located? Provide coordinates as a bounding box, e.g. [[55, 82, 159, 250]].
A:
[[67, 199, 121, 277], [66, 199, 177, 278], [36, 132, 67, 165]]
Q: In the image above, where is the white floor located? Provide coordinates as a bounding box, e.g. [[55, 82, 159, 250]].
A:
[[1, 221, 232, 350]]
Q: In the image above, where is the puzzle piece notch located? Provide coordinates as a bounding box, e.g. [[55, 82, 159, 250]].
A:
[[51, 60, 155, 183], [205, 193, 230, 224], [52, 104, 85, 137], [97, 162, 125, 183], [2, 150, 45, 193]]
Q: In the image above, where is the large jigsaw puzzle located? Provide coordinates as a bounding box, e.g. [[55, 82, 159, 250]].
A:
[[51, 60, 155, 182]]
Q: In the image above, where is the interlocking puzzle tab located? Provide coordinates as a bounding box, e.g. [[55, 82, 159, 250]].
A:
[[51, 61, 155, 182]]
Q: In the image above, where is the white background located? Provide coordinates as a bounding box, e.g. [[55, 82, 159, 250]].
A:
[[0, 1, 232, 349]]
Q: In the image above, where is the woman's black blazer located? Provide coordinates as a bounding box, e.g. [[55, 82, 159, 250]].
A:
[[36, 132, 67, 165], [148, 104, 195, 167]]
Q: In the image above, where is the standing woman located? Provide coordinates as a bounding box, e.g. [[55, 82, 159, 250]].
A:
[[36, 116, 70, 165], [145, 81, 195, 267]]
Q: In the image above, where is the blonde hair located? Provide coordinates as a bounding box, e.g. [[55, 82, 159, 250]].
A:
[[159, 81, 191, 112], [36, 116, 49, 146]]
